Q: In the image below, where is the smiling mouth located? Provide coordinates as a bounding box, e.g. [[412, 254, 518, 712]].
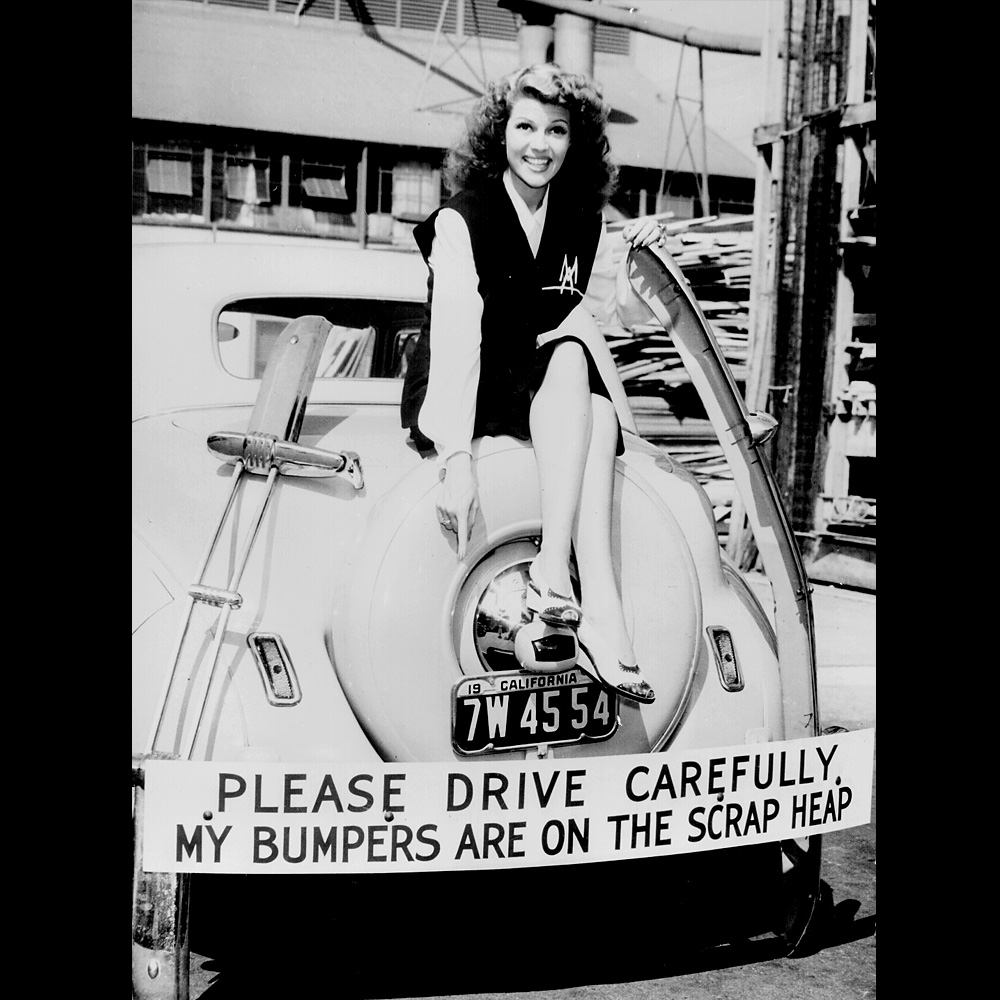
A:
[[523, 157, 551, 170]]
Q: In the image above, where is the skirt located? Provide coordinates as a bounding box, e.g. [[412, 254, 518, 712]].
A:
[[403, 332, 624, 457]]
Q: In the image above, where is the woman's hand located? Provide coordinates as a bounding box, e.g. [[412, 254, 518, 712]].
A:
[[438, 452, 480, 561], [621, 217, 666, 249]]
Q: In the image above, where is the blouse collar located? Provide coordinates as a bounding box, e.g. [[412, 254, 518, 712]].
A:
[[503, 169, 548, 257]]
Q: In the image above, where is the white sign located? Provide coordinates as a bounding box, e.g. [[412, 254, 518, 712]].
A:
[[142, 729, 874, 874]]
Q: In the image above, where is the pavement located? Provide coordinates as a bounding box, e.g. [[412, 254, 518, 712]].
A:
[[744, 571, 876, 730]]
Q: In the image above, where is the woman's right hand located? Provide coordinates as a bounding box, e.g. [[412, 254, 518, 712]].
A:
[[438, 452, 480, 561]]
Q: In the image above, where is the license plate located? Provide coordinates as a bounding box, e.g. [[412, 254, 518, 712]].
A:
[[452, 669, 618, 755]]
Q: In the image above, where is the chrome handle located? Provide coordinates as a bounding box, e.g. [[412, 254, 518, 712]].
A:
[[207, 432, 364, 488]]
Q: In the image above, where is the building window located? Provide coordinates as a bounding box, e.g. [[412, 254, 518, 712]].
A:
[[224, 160, 271, 203], [392, 161, 440, 222], [375, 167, 394, 214], [302, 165, 349, 202], [135, 141, 204, 222], [283, 153, 358, 236], [133, 126, 445, 242], [220, 149, 274, 226], [146, 155, 193, 196]]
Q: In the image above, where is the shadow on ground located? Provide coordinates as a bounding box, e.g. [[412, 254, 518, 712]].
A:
[[190, 873, 874, 999]]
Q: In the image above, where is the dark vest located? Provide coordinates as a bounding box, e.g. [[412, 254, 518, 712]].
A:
[[401, 179, 603, 442]]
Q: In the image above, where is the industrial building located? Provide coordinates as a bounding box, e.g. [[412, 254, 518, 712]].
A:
[[131, 0, 757, 245]]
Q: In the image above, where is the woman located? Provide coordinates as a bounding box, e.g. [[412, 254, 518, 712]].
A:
[[401, 64, 663, 704]]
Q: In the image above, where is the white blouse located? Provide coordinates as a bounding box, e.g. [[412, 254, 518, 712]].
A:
[[417, 170, 620, 464]]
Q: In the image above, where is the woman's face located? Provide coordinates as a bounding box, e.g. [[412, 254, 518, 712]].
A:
[[504, 97, 571, 205]]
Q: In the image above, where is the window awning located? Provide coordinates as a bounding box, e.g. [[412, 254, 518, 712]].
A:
[[303, 173, 349, 201]]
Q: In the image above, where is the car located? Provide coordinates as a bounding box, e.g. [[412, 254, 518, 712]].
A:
[[132, 235, 824, 999]]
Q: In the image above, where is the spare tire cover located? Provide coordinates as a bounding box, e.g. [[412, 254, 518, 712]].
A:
[[331, 437, 701, 761]]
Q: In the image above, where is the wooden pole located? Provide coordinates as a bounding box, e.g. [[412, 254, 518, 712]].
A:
[[822, 1, 871, 509], [357, 144, 368, 249], [769, 0, 841, 535], [726, 0, 784, 569], [201, 147, 213, 223], [697, 47, 711, 217]]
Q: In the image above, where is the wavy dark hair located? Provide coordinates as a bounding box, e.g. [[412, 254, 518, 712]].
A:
[[444, 64, 618, 212]]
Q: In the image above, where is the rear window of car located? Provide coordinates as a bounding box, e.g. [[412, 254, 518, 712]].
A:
[[218, 296, 426, 380]]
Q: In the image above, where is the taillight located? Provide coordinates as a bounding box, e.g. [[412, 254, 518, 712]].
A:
[[248, 633, 301, 705], [707, 626, 744, 692]]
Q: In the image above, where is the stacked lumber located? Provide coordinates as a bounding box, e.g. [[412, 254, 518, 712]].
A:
[[605, 215, 756, 543], [604, 214, 752, 405]]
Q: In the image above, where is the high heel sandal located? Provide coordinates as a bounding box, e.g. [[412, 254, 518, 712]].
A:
[[525, 562, 583, 629], [576, 620, 655, 704]]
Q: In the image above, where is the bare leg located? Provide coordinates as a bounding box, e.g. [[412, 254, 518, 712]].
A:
[[529, 340, 591, 596], [530, 343, 651, 698], [573, 394, 636, 664], [530, 342, 634, 658]]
